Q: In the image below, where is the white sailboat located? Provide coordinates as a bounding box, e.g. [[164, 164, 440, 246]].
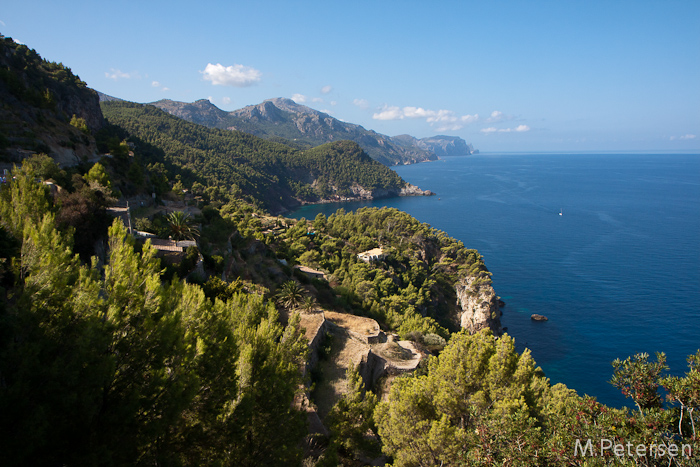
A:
[[559, 208, 563, 216]]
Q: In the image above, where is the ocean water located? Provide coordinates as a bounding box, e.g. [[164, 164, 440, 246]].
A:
[[290, 152, 700, 407]]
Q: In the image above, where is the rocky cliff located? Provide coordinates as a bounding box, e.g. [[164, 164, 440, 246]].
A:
[[393, 134, 477, 157], [344, 182, 433, 200], [150, 98, 230, 128], [455, 276, 502, 335]]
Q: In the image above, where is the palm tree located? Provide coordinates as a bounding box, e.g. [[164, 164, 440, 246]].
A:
[[275, 280, 306, 310], [301, 296, 317, 314], [166, 211, 199, 241]]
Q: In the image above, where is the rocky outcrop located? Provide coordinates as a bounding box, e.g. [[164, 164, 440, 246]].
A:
[[150, 98, 230, 128], [345, 182, 434, 200], [418, 136, 477, 157], [455, 276, 502, 335], [400, 183, 434, 197], [304, 181, 434, 206]]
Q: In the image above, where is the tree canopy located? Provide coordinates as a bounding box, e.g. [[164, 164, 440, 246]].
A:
[[100, 101, 406, 212], [0, 165, 308, 466]]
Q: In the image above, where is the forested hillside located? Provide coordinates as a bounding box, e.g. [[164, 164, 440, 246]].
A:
[[101, 101, 409, 213], [0, 34, 103, 165], [0, 165, 309, 465]]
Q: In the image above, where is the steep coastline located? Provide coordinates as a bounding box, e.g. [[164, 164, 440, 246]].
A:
[[455, 276, 503, 335], [294, 181, 433, 210], [348, 181, 434, 199]]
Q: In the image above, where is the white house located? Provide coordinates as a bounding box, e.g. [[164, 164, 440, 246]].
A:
[[357, 248, 386, 263]]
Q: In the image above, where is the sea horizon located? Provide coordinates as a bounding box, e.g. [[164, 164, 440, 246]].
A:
[[477, 149, 699, 155]]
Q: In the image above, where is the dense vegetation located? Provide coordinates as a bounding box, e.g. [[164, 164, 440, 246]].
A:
[[0, 34, 697, 466], [0, 165, 308, 466], [372, 332, 699, 466], [0, 35, 91, 109], [100, 101, 406, 213]]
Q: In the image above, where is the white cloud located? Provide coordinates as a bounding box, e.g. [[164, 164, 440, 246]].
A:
[[291, 93, 307, 103], [222, 97, 231, 105], [372, 104, 478, 130], [426, 110, 459, 124], [330, 101, 337, 106], [435, 115, 478, 131], [487, 110, 521, 123], [402, 107, 432, 119], [321, 85, 332, 94], [402, 107, 458, 123], [151, 81, 169, 91], [671, 134, 697, 140], [480, 124, 530, 134], [353, 98, 370, 110], [373, 105, 404, 120], [0, 20, 6, 27], [106, 68, 138, 80], [312, 97, 324, 103], [436, 123, 465, 132], [201, 62, 261, 87], [487, 110, 504, 123]]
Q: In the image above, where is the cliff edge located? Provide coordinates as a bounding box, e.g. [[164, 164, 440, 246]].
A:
[[455, 276, 502, 335]]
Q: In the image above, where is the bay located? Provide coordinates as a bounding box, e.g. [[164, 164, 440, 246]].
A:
[[290, 152, 700, 407]]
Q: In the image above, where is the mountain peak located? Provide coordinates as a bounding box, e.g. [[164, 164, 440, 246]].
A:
[[263, 97, 320, 115], [150, 98, 228, 127], [193, 98, 219, 108]]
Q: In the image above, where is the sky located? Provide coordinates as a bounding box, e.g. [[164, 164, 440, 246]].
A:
[[2, 0, 699, 152]]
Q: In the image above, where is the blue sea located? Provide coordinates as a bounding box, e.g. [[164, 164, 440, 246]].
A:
[[290, 152, 700, 407]]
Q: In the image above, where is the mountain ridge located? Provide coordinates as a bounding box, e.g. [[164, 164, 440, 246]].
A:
[[148, 97, 477, 166]]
